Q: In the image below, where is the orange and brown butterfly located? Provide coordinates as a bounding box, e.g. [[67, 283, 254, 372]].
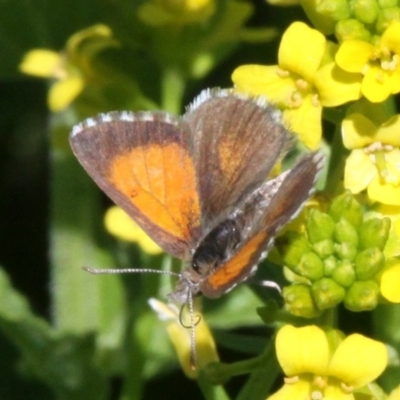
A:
[[70, 88, 323, 303]]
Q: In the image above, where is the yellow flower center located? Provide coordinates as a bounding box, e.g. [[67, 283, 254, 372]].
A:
[[365, 143, 400, 185], [380, 47, 399, 72], [283, 374, 354, 400], [340, 382, 354, 393], [276, 68, 319, 109], [362, 46, 399, 78], [364, 142, 394, 154]]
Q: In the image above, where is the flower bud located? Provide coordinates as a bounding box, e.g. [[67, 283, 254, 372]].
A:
[[283, 284, 321, 318], [312, 239, 335, 259], [376, 7, 400, 33], [281, 233, 312, 268], [335, 19, 372, 41], [334, 217, 358, 245], [358, 217, 390, 251], [344, 280, 379, 311], [324, 255, 337, 276], [290, 251, 325, 280], [334, 241, 358, 261], [328, 192, 363, 226], [378, 0, 397, 8], [353, 0, 379, 24], [316, 0, 351, 21], [331, 259, 356, 287], [354, 247, 385, 279], [307, 209, 335, 244], [311, 278, 346, 310]]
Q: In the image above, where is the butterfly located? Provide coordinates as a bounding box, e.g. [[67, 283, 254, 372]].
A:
[[70, 88, 323, 365]]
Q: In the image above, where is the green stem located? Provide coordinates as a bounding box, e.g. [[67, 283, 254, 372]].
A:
[[161, 67, 186, 114], [326, 123, 347, 196]]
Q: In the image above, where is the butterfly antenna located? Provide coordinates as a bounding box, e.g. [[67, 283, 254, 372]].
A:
[[83, 266, 182, 278], [187, 286, 197, 371]]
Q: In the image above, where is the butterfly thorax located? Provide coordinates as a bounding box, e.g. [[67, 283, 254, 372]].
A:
[[192, 219, 242, 276], [167, 218, 242, 303]]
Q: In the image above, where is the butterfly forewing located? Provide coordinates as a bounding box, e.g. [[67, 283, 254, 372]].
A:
[[70, 111, 201, 259], [184, 89, 293, 227]]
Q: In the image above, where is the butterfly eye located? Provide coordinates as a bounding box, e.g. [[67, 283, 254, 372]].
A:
[[192, 260, 200, 273]]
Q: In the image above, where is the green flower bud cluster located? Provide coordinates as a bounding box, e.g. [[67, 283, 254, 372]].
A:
[[302, 0, 400, 40], [282, 192, 391, 318]]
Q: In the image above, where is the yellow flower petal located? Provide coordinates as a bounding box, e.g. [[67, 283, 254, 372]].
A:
[[388, 384, 400, 400], [342, 114, 377, 149], [104, 206, 162, 255], [324, 384, 354, 400], [48, 76, 84, 112], [19, 49, 62, 78], [148, 298, 219, 378], [335, 40, 373, 73], [283, 96, 322, 149], [344, 150, 375, 193], [314, 63, 361, 107], [381, 263, 400, 302], [279, 22, 326, 81], [362, 65, 394, 103], [232, 64, 295, 105], [268, 378, 310, 400], [384, 149, 400, 185], [374, 115, 400, 147], [276, 325, 330, 376], [381, 22, 400, 55], [328, 334, 388, 388], [368, 175, 400, 205], [390, 68, 400, 94]]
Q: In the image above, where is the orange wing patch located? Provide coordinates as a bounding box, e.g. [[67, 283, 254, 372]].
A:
[[109, 143, 200, 241], [203, 231, 269, 296]]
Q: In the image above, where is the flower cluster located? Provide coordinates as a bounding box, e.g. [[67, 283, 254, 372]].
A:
[[280, 192, 399, 317], [232, 22, 361, 150]]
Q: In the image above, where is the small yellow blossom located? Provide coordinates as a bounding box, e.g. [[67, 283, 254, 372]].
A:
[[104, 206, 162, 255], [342, 113, 400, 205], [148, 298, 219, 378], [19, 24, 116, 112], [20, 49, 84, 112], [268, 325, 388, 400], [336, 22, 400, 103], [232, 22, 361, 150]]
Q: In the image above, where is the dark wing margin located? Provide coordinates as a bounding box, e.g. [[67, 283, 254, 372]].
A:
[[69, 111, 202, 259]]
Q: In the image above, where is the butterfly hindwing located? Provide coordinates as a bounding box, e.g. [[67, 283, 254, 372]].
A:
[[199, 152, 324, 297]]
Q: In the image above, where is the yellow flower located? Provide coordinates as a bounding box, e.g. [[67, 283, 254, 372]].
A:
[[269, 325, 388, 400], [148, 298, 219, 378], [104, 206, 162, 255], [336, 22, 400, 103], [380, 259, 400, 303], [19, 24, 116, 112], [20, 49, 84, 112], [232, 22, 361, 150], [342, 113, 400, 205], [138, 0, 215, 26]]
